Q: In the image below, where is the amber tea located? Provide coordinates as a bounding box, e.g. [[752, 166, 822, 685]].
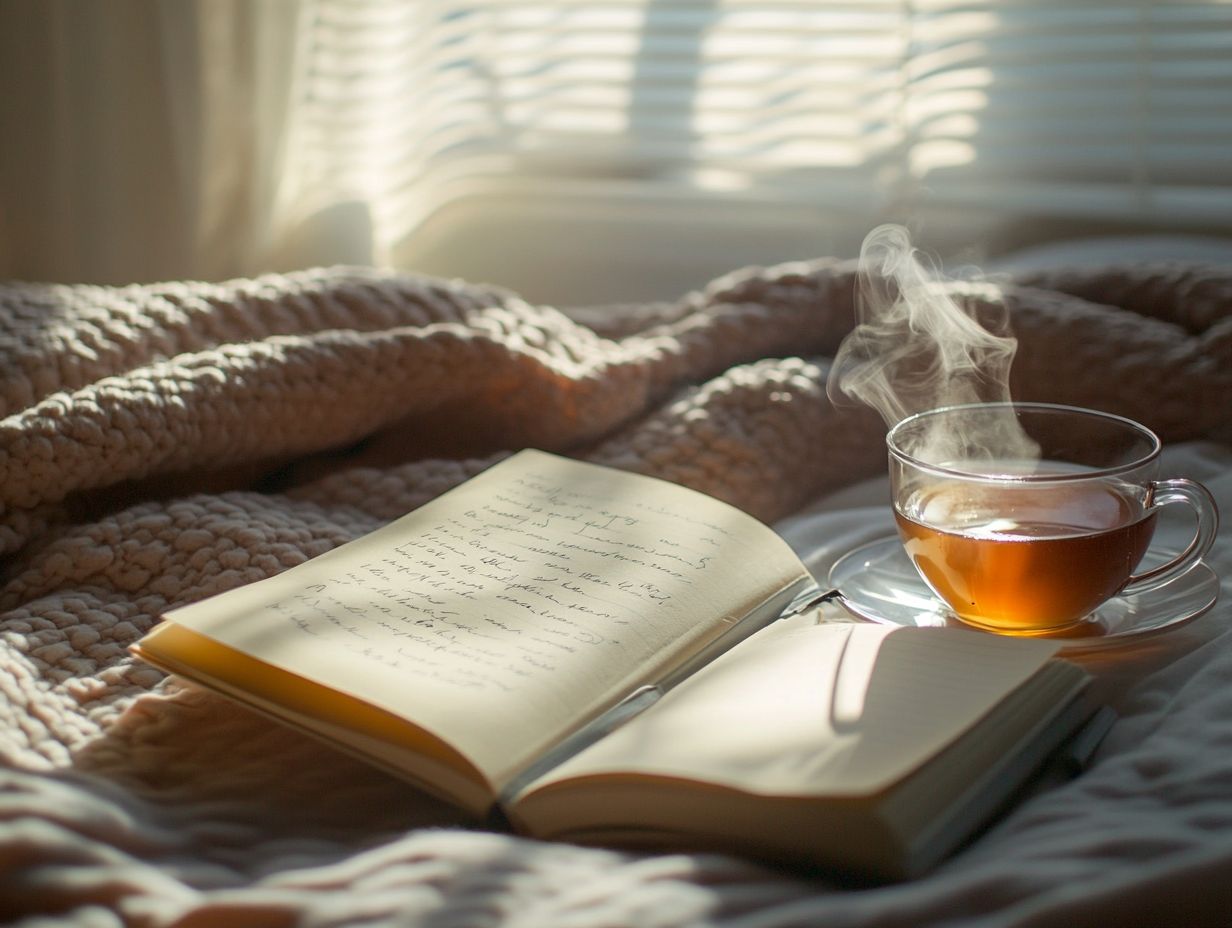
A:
[[894, 473, 1157, 632]]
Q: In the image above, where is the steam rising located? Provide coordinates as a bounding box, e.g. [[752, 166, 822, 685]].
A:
[[827, 224, 1036, 464]]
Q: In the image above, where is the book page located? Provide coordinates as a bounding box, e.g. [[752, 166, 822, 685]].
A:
[[520, 621, 1063, 798], [155, 450, 811, 790]]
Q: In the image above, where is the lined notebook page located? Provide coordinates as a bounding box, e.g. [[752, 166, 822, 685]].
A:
[[532, 622, 1062, 796]]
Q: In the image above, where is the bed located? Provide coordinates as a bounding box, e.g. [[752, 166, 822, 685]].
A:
[[2, 256, 1230, 926]]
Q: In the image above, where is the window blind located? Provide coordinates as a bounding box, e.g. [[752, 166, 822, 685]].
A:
[[270, 0, 1232, 293], [907, 1, 1232, 226], [285, 0, 915, 253]]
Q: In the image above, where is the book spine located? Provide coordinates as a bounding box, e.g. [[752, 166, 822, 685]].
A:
[[498, 685, 663, 803]]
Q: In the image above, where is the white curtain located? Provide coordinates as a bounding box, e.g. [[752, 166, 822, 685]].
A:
[[0, 0, 302, 285], [3, 0, 1230, 301]]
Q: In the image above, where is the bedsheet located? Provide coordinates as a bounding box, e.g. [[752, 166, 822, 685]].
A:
[[1, 259, 1230, 926]]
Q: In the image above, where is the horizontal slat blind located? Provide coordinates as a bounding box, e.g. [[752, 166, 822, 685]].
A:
[[909, 0, 1232, 224], [283, 0, 1232, 259]]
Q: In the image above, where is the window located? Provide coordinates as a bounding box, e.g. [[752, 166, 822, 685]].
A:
[[277, 0, 1232, 302], [3, 1, 1230, 300]]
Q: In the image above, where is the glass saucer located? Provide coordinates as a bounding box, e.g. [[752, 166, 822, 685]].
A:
[[826, 536, 1221, 654]]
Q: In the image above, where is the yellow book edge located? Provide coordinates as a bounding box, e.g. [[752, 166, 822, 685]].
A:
[[131, 622, 494, 818]]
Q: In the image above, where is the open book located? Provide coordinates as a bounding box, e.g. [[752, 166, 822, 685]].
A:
[[131, 450, 1093, 881]]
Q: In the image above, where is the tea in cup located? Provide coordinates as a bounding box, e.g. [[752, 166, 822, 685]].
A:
[[886, 403, 1219, 634]]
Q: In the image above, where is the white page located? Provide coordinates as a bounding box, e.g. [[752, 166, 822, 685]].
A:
[[528, 622, 1062, 796]]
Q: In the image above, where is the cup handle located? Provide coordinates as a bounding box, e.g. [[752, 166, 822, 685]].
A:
[[1123, 478, 1220, 595]]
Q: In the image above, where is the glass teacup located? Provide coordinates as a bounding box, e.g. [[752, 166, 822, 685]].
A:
[[887, 402, 1220, 634]]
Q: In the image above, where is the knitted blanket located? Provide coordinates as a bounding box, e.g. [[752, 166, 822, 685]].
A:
[[2, 259, 1230, 926]]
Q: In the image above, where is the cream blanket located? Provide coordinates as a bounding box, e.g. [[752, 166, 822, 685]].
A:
[[2, 260, 1230, 925]]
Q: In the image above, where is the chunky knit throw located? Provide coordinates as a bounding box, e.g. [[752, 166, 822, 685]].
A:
[[2, 259, 1230, 926]]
